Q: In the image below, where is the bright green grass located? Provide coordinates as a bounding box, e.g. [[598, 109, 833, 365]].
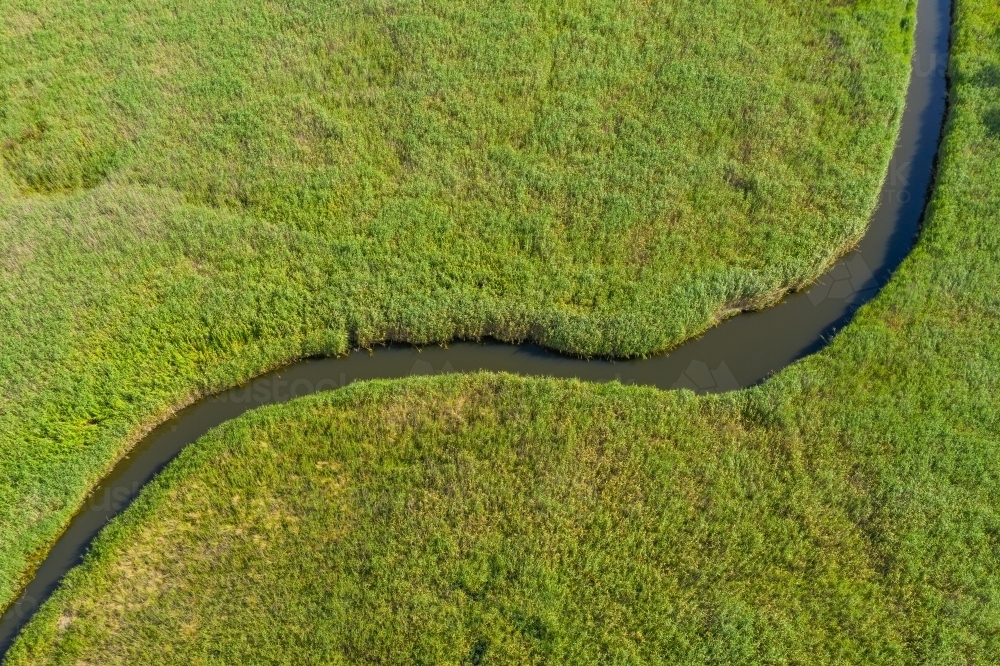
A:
[[0, 0, 916, 610], [5, 375, 932, 664], [0, 0, 915, 344], [7, 0, 1000, 660]]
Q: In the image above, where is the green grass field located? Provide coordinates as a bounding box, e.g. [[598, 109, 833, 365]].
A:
[[0, 0, 917, 614], [0, 0, 915, 353], [6, 0, 1000, 661]]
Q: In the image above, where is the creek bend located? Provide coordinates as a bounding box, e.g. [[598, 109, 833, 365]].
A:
[[0, 0, 952, 655]]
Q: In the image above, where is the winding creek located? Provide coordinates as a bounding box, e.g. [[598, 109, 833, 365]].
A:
[[0, 0, 952, 655]]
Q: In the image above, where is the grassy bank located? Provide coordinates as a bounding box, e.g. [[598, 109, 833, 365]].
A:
[[0, 0, 915, 610], [3, 375, 942, 664], [6, 0, 1000, 660]]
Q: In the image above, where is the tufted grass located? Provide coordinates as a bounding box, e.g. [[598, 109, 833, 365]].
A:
[[6, 0, 1000, 661], [0, 0, 916, 614]]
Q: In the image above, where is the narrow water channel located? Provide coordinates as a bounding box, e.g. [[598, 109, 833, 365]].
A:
[[0, 0, 952, 655]]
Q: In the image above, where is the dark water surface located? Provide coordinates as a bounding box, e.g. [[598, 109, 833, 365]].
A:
[[0, 0, 952, 655]]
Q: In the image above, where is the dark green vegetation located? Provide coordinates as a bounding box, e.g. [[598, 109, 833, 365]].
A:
[[0, 0, 916, 613], [7, 0, 1000, 660]]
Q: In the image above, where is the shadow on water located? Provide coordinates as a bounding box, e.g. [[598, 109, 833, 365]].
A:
[[802, 0, 951, 358], [0, 0, 953, 656]]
